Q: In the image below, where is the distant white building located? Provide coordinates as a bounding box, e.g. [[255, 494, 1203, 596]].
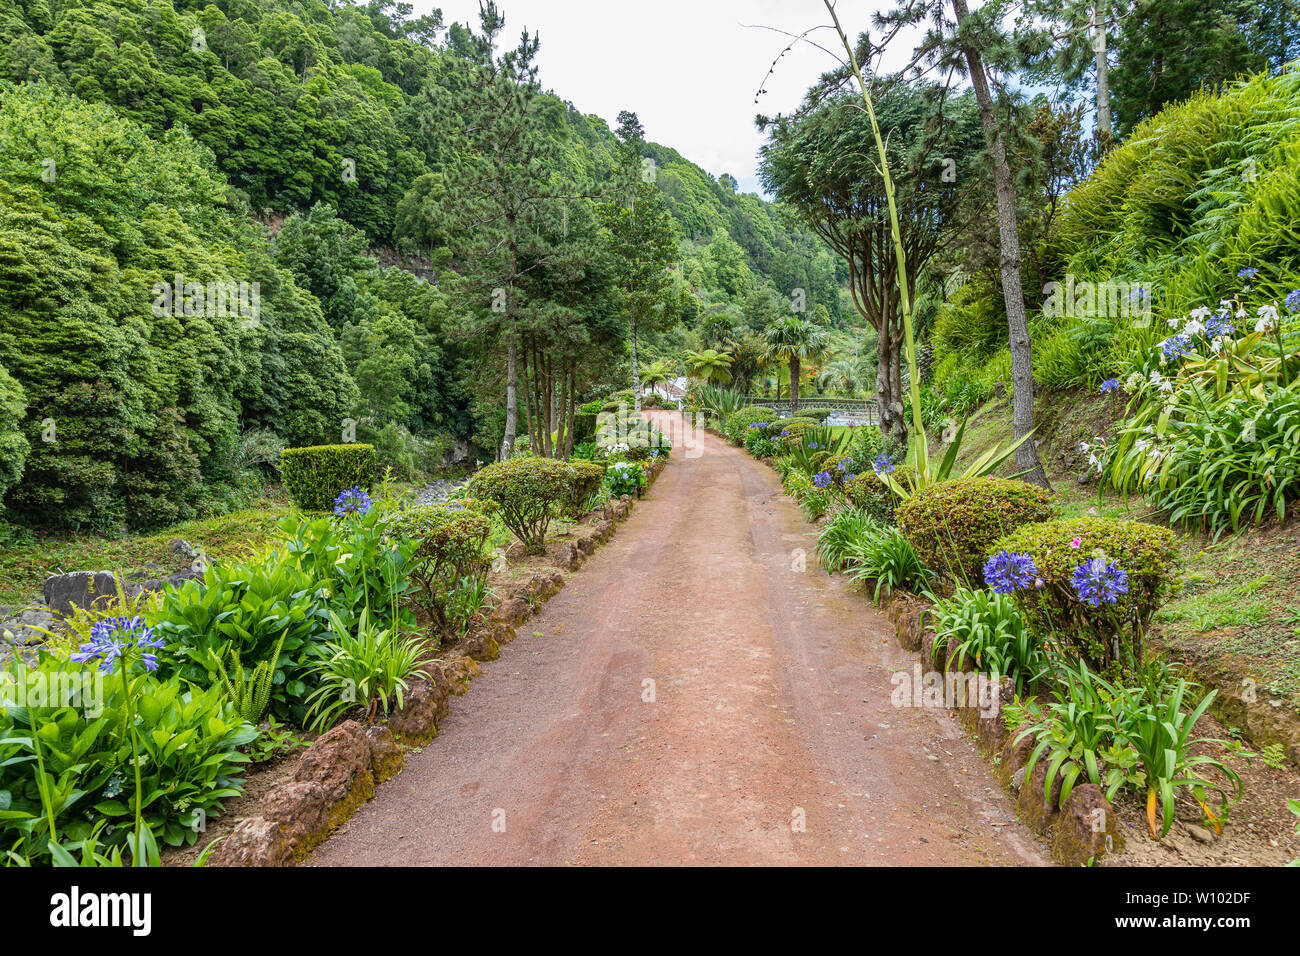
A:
[[643, 376, 688, 402]]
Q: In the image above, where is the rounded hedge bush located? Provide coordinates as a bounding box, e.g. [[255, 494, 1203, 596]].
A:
[[896, 477, 1055, 587], [281, 444, 377, 511], [992, 516, 1180, 673], [465, 457, 576, 554], [793, 408, 832, 422], [385, 502, 493, 634], [566, 460, 606, 515], [821, 453, 861, 487], [845, 472, 898, 525], [769, 419, 815, 447], [723, 406, 775, 445]]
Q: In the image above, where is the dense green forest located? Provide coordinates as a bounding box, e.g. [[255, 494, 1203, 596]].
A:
[[0, 0, 845, 530]]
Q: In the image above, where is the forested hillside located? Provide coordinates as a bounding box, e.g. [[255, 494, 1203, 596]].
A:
[[0, 0, 843, 531]]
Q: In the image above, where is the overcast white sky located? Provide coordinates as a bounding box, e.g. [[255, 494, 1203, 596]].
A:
[[415, 1, 919, 196]]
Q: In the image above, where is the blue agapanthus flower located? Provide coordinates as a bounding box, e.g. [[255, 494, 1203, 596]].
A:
[[1071, 558, 1129, 607], [983, 550, 1039, 594], [749, 422, 769, 430], [1160, 334, 1193, 362], [1287, 289, 1300, 314], [780, 429, 790, 438], [836, 457, 854, 471], [872, 452, 895, 476], [808, 441, 821, 450], [1204, 312, 1235, 339], [70, 616, 164, 674], [333, 486, 373, 517], [1099, 378, 1121, 394], [1238, 267, 1259, 280], [813, 470, 833, 488]]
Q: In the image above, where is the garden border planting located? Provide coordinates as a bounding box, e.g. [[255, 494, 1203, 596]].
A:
[[206, 469, 665, 867]]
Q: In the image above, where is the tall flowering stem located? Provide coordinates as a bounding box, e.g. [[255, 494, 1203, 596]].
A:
[[71, 616, 164, 865], [824, 1, 927, 476]]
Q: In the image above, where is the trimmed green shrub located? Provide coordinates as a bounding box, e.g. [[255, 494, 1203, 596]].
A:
[[281, 444, 377, 511], [993, 517, 1180, 672], [465, 457, 576, 554], [793, 408, 832, 422], [723, 406, 775, 445], [769, 419, 815, 446], [384, 502, 493, 635], [845, 472, 898, 525], [577, 400, 604, 415], [897, 478, 1055, 587], [566, 460, 606, 515], [821, 453, 861, 487]]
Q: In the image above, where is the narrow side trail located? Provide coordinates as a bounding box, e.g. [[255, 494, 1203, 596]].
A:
[[310, 412, 1047, 866]]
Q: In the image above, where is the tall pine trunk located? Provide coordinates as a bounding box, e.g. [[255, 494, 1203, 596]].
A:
[[630, 315, 642, 412], [1093, 1, 1111, 153], [502, 338, 518, 460], [952, 0, 1050, 489]]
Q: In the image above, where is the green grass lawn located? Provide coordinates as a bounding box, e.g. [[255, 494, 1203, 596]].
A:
[[0, 498, 295, 608]]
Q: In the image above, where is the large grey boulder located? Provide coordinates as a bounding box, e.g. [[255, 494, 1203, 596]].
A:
[[43, 571, 120, 616]]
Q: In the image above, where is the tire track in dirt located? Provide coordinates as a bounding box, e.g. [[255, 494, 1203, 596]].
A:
[[308, 412, 1049, 866]]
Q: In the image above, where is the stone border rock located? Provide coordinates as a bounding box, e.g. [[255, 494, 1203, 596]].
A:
[[882, 591, 1124, 866], [211, 459, 664, 866]]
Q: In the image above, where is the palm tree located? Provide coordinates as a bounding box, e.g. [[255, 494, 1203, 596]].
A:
[[684, 348, 734, 385], [815, 351, 874, 397], [762, 317, 828, 413], [641, 358, 671, 397]]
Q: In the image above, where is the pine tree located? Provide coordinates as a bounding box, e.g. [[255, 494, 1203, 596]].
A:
[[596, 112, 679, 414]]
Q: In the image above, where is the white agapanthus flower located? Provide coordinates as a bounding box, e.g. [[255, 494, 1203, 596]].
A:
[[1255, 304, 1279, 333], [1189, 306, 1212, 320], [1183, 319, 1205, 337]]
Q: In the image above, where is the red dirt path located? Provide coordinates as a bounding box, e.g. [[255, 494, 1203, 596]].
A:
[[308, 412, 1048, 866]]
